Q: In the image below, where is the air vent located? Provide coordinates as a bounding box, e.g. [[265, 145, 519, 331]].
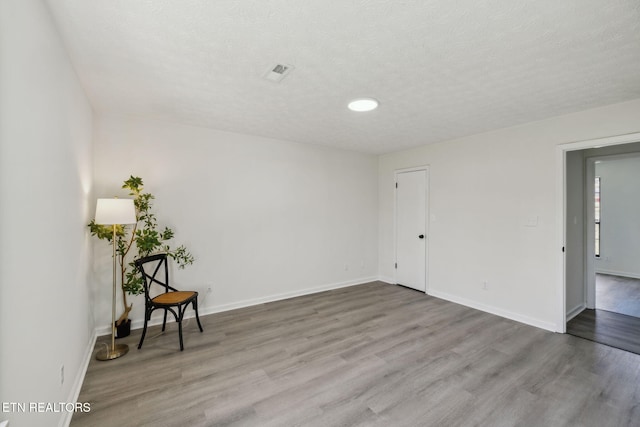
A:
[[272, 64, 288, 74], [264, 63, 294, 83]]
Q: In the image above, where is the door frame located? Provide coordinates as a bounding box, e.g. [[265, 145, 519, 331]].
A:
[[585, 152, 640, 309], [394, 165, 430, 294], [556, 132, 640, 333]]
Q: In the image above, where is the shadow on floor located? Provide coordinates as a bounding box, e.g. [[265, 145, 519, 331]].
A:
[[567, 274, 640, 355], [567, 309, 640, 355]]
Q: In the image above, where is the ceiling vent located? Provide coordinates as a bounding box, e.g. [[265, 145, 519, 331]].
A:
[[264, 63, 294, 83]]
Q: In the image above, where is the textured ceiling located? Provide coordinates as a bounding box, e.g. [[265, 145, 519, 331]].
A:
[[46, 0, 640, 154]]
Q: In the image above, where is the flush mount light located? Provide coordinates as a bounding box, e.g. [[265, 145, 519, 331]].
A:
[[348, 98, 379, 112]]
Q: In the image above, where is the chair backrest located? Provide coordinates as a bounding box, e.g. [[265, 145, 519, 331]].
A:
[[134, 253, 177, 301]]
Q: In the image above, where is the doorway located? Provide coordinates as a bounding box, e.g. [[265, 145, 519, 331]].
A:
[[560, 134, 640, 354], [558, 133, 640, 332], [395, 167, 428, 292], [587, 154, 640, 316]]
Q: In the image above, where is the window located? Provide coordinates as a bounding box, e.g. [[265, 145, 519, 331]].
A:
[[595, 176, 601, 257]]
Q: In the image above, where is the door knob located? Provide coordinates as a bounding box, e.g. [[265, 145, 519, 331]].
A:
[[418, 234, 424, 239]]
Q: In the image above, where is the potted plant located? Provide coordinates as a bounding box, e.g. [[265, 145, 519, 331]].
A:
[[89, 176, 194, 337]]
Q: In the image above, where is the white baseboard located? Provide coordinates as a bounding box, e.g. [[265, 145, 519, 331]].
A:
[[377, 275, 396, 284], [428, 289, 557, 332], [59, 330, 97, 427], [95, 276, 379, 336], [94, 279, 559, 335], [566, 303, 586, 322], [595, 269, 640, 280]]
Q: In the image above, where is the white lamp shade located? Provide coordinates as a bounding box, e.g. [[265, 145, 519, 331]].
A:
[[95, 198, 137, 225]]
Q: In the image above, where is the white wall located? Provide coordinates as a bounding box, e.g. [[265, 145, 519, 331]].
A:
[[0, 1, 94, 426], [92, 114, 379, 330], [379, 98, 640, 331], [595, 156, 640, 278]]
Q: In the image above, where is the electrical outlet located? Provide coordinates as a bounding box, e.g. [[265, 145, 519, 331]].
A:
[[60, 365, 64, 385], [207, 286, 212, 293], [482, 281, 489, 291]]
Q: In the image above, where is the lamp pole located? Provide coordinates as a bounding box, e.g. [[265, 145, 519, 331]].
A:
[[95, 198, 135, 361]]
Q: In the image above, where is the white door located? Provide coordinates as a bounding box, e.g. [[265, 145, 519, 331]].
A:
[[395, 169, 427, 292]]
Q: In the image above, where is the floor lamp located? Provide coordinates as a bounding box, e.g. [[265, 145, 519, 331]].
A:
[[94, 198, 137, 361]]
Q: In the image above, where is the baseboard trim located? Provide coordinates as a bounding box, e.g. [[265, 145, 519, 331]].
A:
[[59, 330, 97, 427], [95, 276, 379, 336], [595, 269, 640, 280], [196, 276, 379, 319], [566, 303, 586, 322], [428, 289, 557, 332], [377, 275, 396, 284]]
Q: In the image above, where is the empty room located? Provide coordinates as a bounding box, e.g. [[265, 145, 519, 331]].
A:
[[2, 1, 640, 426]]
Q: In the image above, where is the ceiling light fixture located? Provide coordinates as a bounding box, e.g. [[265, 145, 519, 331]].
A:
[[348, 98, 379, 112]]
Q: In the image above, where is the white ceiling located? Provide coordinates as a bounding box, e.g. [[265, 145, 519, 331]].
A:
[[46, 0, 640, 154]]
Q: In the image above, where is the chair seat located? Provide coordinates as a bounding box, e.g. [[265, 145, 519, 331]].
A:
[[152, 291, 197, 305]]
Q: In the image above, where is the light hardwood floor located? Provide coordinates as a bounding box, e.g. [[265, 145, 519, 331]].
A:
[[72, 282, 640, 427]]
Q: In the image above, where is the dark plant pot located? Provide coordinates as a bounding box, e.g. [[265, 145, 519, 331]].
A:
[[115, 319, 131, 339]]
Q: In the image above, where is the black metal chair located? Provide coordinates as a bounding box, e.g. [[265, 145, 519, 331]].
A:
[[134, 253, 203, 350]]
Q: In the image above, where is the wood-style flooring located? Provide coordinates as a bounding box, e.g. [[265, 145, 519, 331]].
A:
[[72, 282, 640, 427], [596, 274, 640, 318], [567, 309, 640, 355], [566, 274, 640, 356]]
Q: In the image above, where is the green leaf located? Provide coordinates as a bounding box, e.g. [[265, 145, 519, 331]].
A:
[[89, 175, 195, 311], [161, 227, 174, 241], [123, 176, 143, 194]]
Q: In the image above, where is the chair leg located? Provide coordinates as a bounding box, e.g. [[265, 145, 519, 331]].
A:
[[177, 307, 184, 351], [138, 308, 150, 349], [193, 298, 204, 332], [162, 309, 168, 332]]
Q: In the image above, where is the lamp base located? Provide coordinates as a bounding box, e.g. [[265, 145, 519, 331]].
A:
[[96, 343, 129, 361]]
